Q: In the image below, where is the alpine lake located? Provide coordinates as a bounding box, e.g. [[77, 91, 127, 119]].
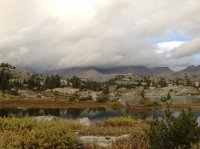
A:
[[1, 96, 200, 123]]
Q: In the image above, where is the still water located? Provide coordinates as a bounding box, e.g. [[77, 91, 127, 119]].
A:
[[1, 96, 200, 122], [1, 107, 200, 122], [146, 95, 200, 104]]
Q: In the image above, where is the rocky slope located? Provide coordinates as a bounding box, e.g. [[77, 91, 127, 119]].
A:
[[145, 86, 199, 96], [157, 72, 200, 81], [181, 65, 200, 73], [0, 66, 32, 82]]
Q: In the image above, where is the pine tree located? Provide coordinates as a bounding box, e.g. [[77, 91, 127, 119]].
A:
[[0, 69, 11, 91], [148, 93, 200, 149], [44, 75, 61, 89], [103, 84, 109, 94]]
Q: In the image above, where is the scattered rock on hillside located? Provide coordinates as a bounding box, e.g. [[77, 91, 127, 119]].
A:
[[80, 134, 130, 147], [0, 67, 32, 83], [145, 85, 199, 96], [18, 89, 37, 98], [78, 90, 101, 101], [118, 91, 144, 106], [47, 87, 79, 94]]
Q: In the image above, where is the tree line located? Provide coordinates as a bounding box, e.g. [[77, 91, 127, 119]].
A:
[[67, 76, 109, 93]]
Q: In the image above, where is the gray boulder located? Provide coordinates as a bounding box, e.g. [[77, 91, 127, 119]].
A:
[[79, 117, 90, 126], [80, 134, 130, 147], [119, 91, 144, 106]]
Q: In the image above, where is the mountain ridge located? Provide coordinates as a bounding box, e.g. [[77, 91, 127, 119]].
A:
[[180, 65, 200, 73], [44, 65, 174, 78]]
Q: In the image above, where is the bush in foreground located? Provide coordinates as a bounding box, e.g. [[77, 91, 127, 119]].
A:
[[112, 129, 149, 149], [0, 117, 80, 149]]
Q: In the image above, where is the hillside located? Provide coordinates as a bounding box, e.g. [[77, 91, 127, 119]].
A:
[[0, 63, 32, 83], [0, 63, 199, 107]]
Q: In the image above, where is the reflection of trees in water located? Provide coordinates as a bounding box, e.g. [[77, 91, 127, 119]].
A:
[[154, 109, 200, 120], [98, 108, 106, 112], [42, 109, 60, 117], [0, 108, 61, 117], [87, 108, 106, 114], [134, 110, 154, 119], [0, 108, 107, 118], [0, 107, 159, 120], [66, 108, 84, 118], [0, 108, 27, 117], [119, 108, 153, 119]]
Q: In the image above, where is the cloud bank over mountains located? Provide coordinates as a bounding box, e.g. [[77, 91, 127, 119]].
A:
[[0, 0, 200, 71]]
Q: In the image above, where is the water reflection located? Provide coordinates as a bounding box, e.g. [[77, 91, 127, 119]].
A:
[[146, 95, 200, 104], [0, 107, 153, 121], [0, 107, 200, 122]]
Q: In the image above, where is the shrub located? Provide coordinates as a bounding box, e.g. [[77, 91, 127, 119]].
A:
[[96, 94, 109, 103], [105, 117, 136, 127], [0, 117, 80, 149], [113, 129, 149, 149], [141, 99, 158, 107], [79, 96, 93, 101], [54, 91, 59, 95], [69, 96, 76, 101]]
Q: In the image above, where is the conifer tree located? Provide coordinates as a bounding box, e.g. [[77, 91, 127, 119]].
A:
[[0, 69, 11, 91], [148, 93, 200, 149]]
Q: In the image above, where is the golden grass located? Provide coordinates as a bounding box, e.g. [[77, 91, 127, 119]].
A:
[[0, 116, 150, 149]]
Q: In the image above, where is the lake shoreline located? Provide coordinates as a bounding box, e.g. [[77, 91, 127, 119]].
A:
[[1, 99, 200, 109], [0, 100, 114, 109]]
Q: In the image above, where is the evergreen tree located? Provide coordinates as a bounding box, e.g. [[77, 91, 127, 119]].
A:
[[0, 69, 11, 91], [27, 75, 41, 91], [44, 75, 61, 89], [70, 76, 81, 88], [171, 109, 200, 148], [45, 76, 50, 88], [103, 84, 109, 94], [148, 93, 200, 149]]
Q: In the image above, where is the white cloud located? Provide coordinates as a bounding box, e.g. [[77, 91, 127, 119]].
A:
[[0, 0, 200, 71], [172, 38, 200, 57], [156, 41, 185, 54]]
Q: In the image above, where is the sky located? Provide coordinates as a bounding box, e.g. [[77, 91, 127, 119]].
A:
[[0, 0, 200, 71]]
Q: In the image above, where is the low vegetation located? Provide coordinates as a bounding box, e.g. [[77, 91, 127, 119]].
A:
[[96, 94, 109, 103], [0, 117, 149, 149], [0, 117, 80, 149], [0, 108, 199, 149], [112, 129, 149, 149], [105, 116, 137, 127]]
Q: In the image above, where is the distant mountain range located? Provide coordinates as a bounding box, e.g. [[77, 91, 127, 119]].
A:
[[181, 65, 200, 73], [40, 65, 200, 80], [2, 63, 200, 81], [45, 66, 173, 79]]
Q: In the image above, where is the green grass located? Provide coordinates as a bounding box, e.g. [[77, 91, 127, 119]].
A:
[[105, 116, 137, 127]]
